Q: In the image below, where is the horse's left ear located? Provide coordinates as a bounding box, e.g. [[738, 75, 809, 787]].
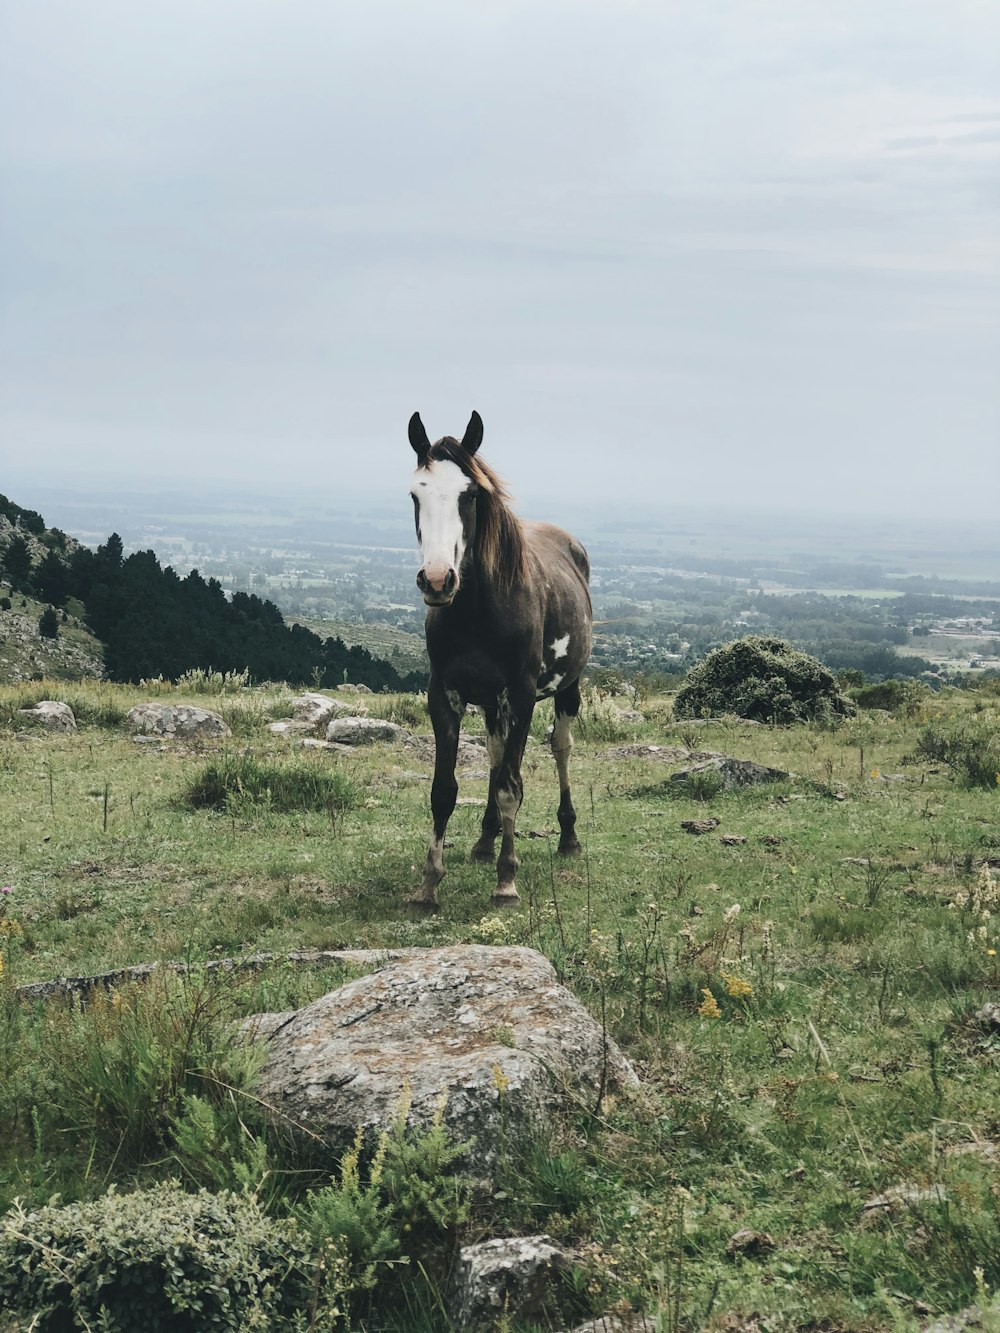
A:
[[461, 410, 484, 456], [408, 412, 431, 461]]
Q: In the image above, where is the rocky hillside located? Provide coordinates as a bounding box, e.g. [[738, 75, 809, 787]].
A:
[[0, 591, 104, 683]]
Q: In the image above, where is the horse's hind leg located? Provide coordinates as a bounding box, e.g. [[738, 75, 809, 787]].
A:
[[552, 682, 582, 856], [470, 707, 503, 864], [410, 681, 463, 911]]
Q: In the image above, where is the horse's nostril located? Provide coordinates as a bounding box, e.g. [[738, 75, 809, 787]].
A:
[[416, 570, 429, 592], [444, 569, 457, 595]]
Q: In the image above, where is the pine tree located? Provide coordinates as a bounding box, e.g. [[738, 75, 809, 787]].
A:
[[38, 606, 59, 639]]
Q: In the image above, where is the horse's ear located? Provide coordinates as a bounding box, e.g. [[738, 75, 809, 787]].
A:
[[408, 412, 431, 461], [461, 410, 484, 456]]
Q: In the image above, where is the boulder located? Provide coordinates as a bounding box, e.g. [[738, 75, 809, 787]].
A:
[[124, 703, 232, 740], [17, 700, 76, 730], [250, 946, 638, 1174], [670, 756, 788, 791], [339, 683, 373, 694], [449, 1235, 575, 1331], [325, 716, 411, 746], [290, 692, 362, 727]]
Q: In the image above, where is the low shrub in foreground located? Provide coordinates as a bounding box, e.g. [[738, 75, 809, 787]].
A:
[[185, 753, 357, 814], [0, 1183, 344, 1332]]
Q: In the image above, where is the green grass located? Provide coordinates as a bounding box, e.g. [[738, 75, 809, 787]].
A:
[[1, 678, 1000, 1329]]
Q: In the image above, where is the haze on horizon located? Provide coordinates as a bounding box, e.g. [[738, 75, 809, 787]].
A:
[[2, 1, 998, 520]]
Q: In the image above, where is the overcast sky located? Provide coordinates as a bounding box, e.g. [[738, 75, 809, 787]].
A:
[[2, 0, 998, 519]]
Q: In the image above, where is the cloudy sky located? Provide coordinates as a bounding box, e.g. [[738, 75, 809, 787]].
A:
[[2, 0, 998, 517]]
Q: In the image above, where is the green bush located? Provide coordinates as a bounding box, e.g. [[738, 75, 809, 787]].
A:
[[185, 754, 356, 815], [0, 1183, 342, 1332], [674, 636, 855, 725], [851, 677, 929, 717], [916, 714, 1000, 789]]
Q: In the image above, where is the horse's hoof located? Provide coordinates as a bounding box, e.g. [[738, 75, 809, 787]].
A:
[[407, 893, 439, 916], [469, 844, 495, 865], [557, 839, 582, 857], [491, 887, 521, 910]]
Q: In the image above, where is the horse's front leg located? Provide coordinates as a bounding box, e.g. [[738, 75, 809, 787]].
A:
[[469, 704, 504, 865], [491, 685, 535, 908], [410, 680, 464, 912]]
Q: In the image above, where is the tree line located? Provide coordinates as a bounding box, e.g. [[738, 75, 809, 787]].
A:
[[0, 498, 425, 691]]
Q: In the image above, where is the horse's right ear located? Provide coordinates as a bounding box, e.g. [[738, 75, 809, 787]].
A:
[[408, 412, 431, 461]]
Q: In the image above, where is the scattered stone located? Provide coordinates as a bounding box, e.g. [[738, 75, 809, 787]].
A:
[[614, 707, 645, 723], [456, 797, 487, 808], [942, 1141, 999, 1163], [760, 834, 783, 847], [972, 1002, 1000, 1030], [267, 719, 314, 737], [325, 717, 411, 746], [599, 744, 716, 763], [565, 1318, 658, 1333], [449, 1235, 574, 1331], [124, 703, 232, 740], [299, 738, 354, 754], [681, 818, 721, 835], [720, 835, 748, 846], [861, 1183, 948, 1222], [16, 700, 76, 730], [339, 683, 373, 694], [726, 1229, 775, 1259], [414, 736, 489, 768], [249, 946, 638, 1175], [671, 756, 788, 792], [290, 692, 362, 727], [922, 1305, 988, 1332]]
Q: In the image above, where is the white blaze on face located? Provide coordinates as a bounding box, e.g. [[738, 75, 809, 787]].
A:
[[411, 459, 473, 588]]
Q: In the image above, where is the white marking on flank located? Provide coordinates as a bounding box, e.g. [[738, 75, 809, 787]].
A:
[[550, 634, 570, 659]]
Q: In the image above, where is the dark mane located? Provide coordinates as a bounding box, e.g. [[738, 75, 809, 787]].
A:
[[421, 438, 529, 593]]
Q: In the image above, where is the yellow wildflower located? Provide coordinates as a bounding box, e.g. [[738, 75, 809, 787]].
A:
[[722, 972, 753, 999], [870, 768, 880, 779], [492, 1063, 511, 1095], [697, 988, 722, 1019]]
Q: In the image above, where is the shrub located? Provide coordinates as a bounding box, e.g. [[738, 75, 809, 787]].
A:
[[185, 754, 357, 815], [852, 678, 929, 717], [674, 636, 855, 725], [0, 1183, 344, 1332], [916, 714, 1000, 790], [38, 606, 59, 639]]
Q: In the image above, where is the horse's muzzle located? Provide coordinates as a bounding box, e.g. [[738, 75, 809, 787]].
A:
[[417, 567, 458, 605]]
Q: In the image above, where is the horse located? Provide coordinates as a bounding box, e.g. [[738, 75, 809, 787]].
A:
[[407, 409, 593, 910]]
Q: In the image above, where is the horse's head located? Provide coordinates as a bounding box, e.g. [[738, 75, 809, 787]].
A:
[[408, 411, 484, 606]]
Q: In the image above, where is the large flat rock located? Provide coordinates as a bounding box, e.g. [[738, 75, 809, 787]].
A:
[[250, 946, 638, 1172]]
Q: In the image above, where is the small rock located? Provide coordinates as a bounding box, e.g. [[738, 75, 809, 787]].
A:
[[125, 703, 231, 740], [720, 835, 748, 846], [566, 1318, 658, 1333], [942, 1141, 999, 1163], [671, 756, 788, 791], [449, 1235, 573, 1331], [972, 1002, 1000, 1030], [300, 738, 354, 754], [726, 1229, 775, 1258], [17, 700, 76, 730], [681, 818, 721, 835], [339, 683, 373, 694], [456, 797, 487, 808], [267, 720, 314, 737], [614, 708, 645, 723], [922, 1305, 988, 1332], [325, 717, 411, 746], [861, 1183, 948, 1221], [760, 834, 783, 847], [290, 692, 362, 727]]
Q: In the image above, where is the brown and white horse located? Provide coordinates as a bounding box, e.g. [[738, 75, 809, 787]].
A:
[[407, 410, 592, 910]]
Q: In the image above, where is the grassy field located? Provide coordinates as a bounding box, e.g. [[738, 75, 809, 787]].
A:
[[1, 677, 999, 1330]]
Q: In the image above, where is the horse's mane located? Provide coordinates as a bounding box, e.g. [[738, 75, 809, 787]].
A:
[[423, 439, 529, 593]]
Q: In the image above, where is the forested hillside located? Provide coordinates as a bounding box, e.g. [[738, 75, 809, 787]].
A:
[[0, 496, 424, 691]]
